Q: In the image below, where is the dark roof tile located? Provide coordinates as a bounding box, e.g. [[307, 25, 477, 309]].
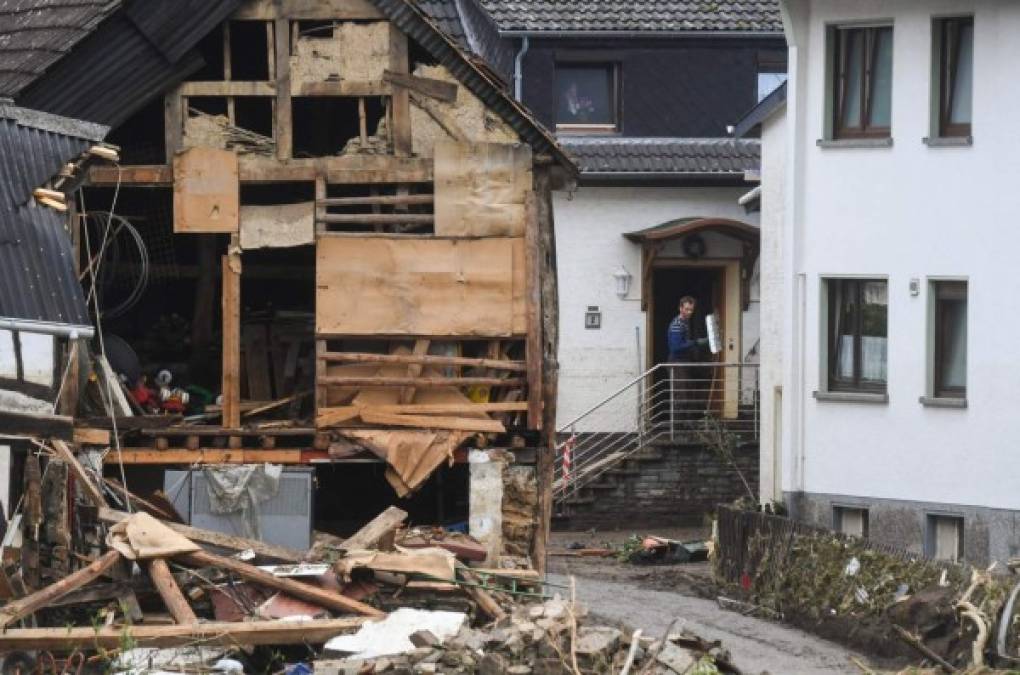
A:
[[561, 136, 759, 174]]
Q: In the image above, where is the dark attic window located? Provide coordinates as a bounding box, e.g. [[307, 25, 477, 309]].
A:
[[291, 97, 385, 157]]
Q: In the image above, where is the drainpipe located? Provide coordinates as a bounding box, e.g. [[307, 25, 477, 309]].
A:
[[513, 36, 530, 101]]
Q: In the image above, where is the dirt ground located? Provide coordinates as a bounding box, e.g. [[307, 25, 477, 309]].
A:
[[549, 530, 876, 674]]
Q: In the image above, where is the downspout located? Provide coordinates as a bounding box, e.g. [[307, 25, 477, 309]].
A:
[[513, 36, 530, 101]]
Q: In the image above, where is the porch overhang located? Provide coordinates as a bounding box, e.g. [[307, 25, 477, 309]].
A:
[[623, 217, 760, 312]]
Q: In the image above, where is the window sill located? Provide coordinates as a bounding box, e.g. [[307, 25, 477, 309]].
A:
[[922, 136, 972, 147], [816, 138, 893, 149], [919, 396, 967, 409], [813, 391, 888, 404]]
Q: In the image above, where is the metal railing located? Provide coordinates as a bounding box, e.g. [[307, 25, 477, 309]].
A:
[[553, 362, 759, 504]]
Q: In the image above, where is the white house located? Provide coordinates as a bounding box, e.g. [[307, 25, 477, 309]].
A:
[[776, 0, 1016, 564]]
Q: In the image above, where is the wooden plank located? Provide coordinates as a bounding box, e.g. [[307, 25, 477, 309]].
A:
[[434, 142, 533, 237], [233, 0, 383, 20], [316, 237, 525, 336], [173, 148, 239, 233], [0, 618, 368, 650], [388, 25, 411, 156], [399, 339, 430, 404], [222, 252, 242, 428], [0, 410, 72, 439], [320, 376, 525, 387], [180, 81, 275, 97], [147, 558, 197, 624], [0, 550, 121, 628], [321, 351, 525, 371], [89, 164, 173, 186], [72, 427, 110, 445], [176, 549, 384, 617], [297, 81, 390, 97], [360, 411, 505, 433], [458, 569, 506, 620], [99, 508, 302, 562], [319, 194, 434, 207], [321, 401, 527, 417], [342, 506, 407, 551], [49, 440, 107, 509], [112, 449, 308, 464], [383, 69, 457, 103], [274, 17, 292, 159], [318, 213, 434, 226], [524, 191, 542, 429]]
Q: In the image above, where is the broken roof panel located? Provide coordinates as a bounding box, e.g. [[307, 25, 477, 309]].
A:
[[561, 137, 759, 175], [478, 0, 784, 34], [0, 0, 120, 98], [0, 104, 106, 334]]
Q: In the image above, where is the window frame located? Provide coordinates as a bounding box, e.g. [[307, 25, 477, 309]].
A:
[[0, 329, 60, 400], [825, 277, 889, 394], [934, 16, 974, 139], [925, 513, 964, 562], [553, 61, 622, 134], [929, 279, 968, 400], [833, 505, 869, 539], [830, 24, 893, 140]]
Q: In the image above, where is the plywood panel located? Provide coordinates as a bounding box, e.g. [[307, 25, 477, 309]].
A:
[[316, 237, 525, 336], [173, 148, 239, 233], [434, 142, 532, 237]]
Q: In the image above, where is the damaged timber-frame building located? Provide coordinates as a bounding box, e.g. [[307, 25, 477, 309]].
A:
[[0, 0, 575, 580]]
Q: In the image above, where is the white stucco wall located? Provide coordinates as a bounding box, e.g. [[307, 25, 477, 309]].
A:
[[553, 185, 757, 429], [758, 111, 787, 505], [781, 0, 1020, 510]]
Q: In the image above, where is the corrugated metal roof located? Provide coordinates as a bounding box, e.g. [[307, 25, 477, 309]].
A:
[[0, 0, 120, 98], [478, 0, 783, 33], [371, 0, 576, 172], [0, 104, 105, 331], [560, 137, 759, 174]]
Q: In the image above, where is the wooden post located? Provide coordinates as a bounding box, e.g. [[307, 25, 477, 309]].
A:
[[147, 558, 198, 624], [221, 248, 241, 428], [274, 17, 292, 159], [223, 21, 235, 125], [388, 25, 411, 156], [399, 339, 430, 404], [50, 440, 107, 509], [164, 85, 183, 164], [524, 192, 543, 430], [358, 97, 368, 144]]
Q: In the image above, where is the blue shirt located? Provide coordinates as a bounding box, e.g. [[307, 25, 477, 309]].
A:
[[667, 315, 696, 362]]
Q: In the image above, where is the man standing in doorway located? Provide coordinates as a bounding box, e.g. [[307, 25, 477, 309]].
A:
[[667, 296, 708, 422]]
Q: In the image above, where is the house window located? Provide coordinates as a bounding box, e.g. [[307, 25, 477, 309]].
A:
[[831, 25, 893, 138], [931, 280, 967, 398], [935, 17, 973, 137], [555, 63, 619, 132], [926, 514, 964, 562], [833, 506, 869, 538], [826, 279, 888, 392]]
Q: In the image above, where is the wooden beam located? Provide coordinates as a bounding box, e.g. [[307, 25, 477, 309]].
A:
[[0, 410, 72, 439], [89, 164, 173, 186], [360, 411, 505, 433], [0, 618, 368, 650], [175, 549, 385, 617], [49, 440, 107, 509], [0, 550, 121, 628], [164, 84, 183, 163], [99, 508, 302, 562], [297, 81, 390, 97], [399, 339, 430, 404], [222, 252, 241, 428], [524, 192, 543, 429], [274, 17, 292, 159], [320, 376, 525, 387], [147, 558, 198, 624], [383, 70, 457, 103], [388, 25, 411, 156], [181, 81, 276, 97], [342, 506, 407, 551], [408, 91, 468, 141], [233, 0, 383, 20], [318, 194, 433, 207], [110, 449, 309, 465], [73, 427, 110, 445], [320, 351, 525, 371], [317, 213, 434, 226]]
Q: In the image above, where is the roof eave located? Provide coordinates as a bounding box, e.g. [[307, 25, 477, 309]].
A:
[[499, 29, 783, 38]]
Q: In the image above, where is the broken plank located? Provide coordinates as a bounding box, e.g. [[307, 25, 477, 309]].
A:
[[0, 618, 368, 650], [321, 351, 526, 372], [320, 376, 525, 387], [400, 339, 430, 404], [316, 406, 364, 428], [99, 507, 302, 562], [342, 506, 407, 551], [175, 549, 385, 618], [383, 69, 457, 102], [0, 550, 121, 628], [458, 569, 506, 621], [147, 558, 198, 624], [72, 427, 110, 445], [242, 391, 311, 418], [112, 449, 308, 464], [360, 411, 505, 433], [49, 439, 107, 508]]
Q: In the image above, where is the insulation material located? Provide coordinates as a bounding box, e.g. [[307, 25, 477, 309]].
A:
[[315, 236, 526, 336], [291, 22, 390, 87], [172, 147, 239, 233], [434, 141, 532, 237], [183, 113, 274, 156], [409, 65, 517, 158], [502, 465, 538, 558], [239, 202, 315, 249], [107, 512, 200, 560]]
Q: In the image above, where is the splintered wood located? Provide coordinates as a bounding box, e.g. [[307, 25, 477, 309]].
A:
[[315, 237, 526, 336]]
